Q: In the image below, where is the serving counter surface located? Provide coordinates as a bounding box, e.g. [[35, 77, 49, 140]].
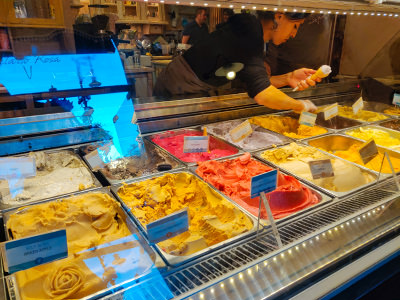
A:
[[0, 81, 399, 300]]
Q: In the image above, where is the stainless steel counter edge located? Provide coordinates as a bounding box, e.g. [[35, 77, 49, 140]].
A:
[[173, 191, 400, 300]]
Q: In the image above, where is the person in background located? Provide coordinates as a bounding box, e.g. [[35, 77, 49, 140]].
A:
[[181, 8, 209, 46], [216, 9, 235, 30], [155, 12, 318, 112]]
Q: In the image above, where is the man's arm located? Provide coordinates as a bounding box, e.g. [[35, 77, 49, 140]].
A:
[[254, 85, 316, 112], [269, 68, 321, 89], [182, 35, 190, 44]]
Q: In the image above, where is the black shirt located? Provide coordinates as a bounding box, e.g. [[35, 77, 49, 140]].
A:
[[182, 20, 209, 46], [183, 14, 271, 98]]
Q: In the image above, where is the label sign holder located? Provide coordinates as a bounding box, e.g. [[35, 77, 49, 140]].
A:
[[183, 136, 209, 153], [1, 229, 68, 274], [251, 170, 282, 248], [308, 159, 334, 180], [229, 119, 253, 143], [0, 157, 36, 179], [146, 208, 189, 244], [323, 103, 339, 120], [352, 97, 364, 115], [299, 111, 317, 127], [392, 93, 400, 106], [359, 139, 379, 165]]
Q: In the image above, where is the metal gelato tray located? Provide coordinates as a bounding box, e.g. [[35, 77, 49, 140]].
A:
[[3, 188, 163, 300], [78, 139, 185, 186], [145, 128, 241, 166], [200, 117, 292, 153], [253, 142, 379, 198], [261, 111, 333, 140], [377, 119, 400, 132], [344, 125, 400, 152], [306, 134, 400, 176], [339, 101, 393, 122], [0, 148, 102, 214], [188, 153, 332, 227], [110, 170, 259, 266]]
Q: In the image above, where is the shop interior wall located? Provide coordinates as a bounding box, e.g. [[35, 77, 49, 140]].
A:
[[339, 15, 400, 78]]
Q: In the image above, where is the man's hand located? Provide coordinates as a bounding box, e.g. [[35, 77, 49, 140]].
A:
[[287, 68, 322, 91]]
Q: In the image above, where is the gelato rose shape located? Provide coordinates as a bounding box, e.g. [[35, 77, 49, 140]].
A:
[[44, 264, 85, 300]]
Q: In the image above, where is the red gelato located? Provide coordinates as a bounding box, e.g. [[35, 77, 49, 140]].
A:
[[151, 131, 238, 163], [196, 153, 319, 219]]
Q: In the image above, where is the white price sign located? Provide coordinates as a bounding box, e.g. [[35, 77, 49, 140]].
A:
[[183, 136, 209, 153], [229, 120, 253, 143], [309, 159, 334, 180], [352, 97, 364, 115], [299, 111, 317, 127], [323, 103, 339, 120], [393, 93, 400, 106]]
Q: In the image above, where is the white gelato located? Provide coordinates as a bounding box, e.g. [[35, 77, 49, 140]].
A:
[[0, 151, 95, 205]]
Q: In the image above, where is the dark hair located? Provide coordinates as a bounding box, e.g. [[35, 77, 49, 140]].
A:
[[223, 8, 234, 17], [196, 8, 206, 16], [257, 11, 309, 22], [285, 12, 310, 20]]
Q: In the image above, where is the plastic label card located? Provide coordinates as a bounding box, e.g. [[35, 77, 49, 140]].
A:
[[299, 111, 317, 127], [323, 103, 339, 120], [393, 93, 400, 106], [359, 139, 379, 165], [146, 208, 189, 244], [251, 169, 278, 198], [352, 97, 364, 115], [229, 119, 253, 142], [309, 159, 334, 180], [183, 136, 209, 153], [0, 157, 36, 179], [2, 229, 68, 274]]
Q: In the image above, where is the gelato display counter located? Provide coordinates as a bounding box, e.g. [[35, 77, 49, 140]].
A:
[[0, 80, 399, 299]]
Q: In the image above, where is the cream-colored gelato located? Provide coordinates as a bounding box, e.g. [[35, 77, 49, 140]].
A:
[[260, 143, 376, 192], [346, 127, 400, 150], [338, 106, 388, 122], [118, 172, 253, 256], [0, 151, 95, 205]]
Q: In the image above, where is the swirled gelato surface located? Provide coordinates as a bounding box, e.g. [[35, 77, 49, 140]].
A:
[[7, 192, 151, 300], [151, 131, 238, 163], [118, 173, 253, 256], [346, 127, 400, 150], [249, 115, 327, 139], [338, 106, 388, 122], [196, 153, 319, 219], [203, 120, 287, 151], [0, 151, 94, 205], [260, 143, 376, 192]]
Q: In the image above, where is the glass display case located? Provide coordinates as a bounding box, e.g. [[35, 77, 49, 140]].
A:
[[0, 0, 400, 299]]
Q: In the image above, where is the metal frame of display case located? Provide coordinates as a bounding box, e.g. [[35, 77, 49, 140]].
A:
[[1, 81, 399, 299]]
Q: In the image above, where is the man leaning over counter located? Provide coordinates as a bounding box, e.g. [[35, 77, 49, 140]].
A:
[[154, 12, 320, 112]]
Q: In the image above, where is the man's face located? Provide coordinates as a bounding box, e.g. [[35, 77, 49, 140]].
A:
[[223, 13, 230, 22], [272, 13, 304, 45], [199, 10, 207, 24]]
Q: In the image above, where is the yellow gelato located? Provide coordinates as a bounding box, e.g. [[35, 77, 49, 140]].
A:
[[7, 192, 140, 300], [118, 172, 253, 256], [332, 144, 400, 173], [338, 106, 388, 122], [250, 115, 327, 139], [346, 127, 400, 150], [384, 107, 400, 116], [260, 143, 376, 192]]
